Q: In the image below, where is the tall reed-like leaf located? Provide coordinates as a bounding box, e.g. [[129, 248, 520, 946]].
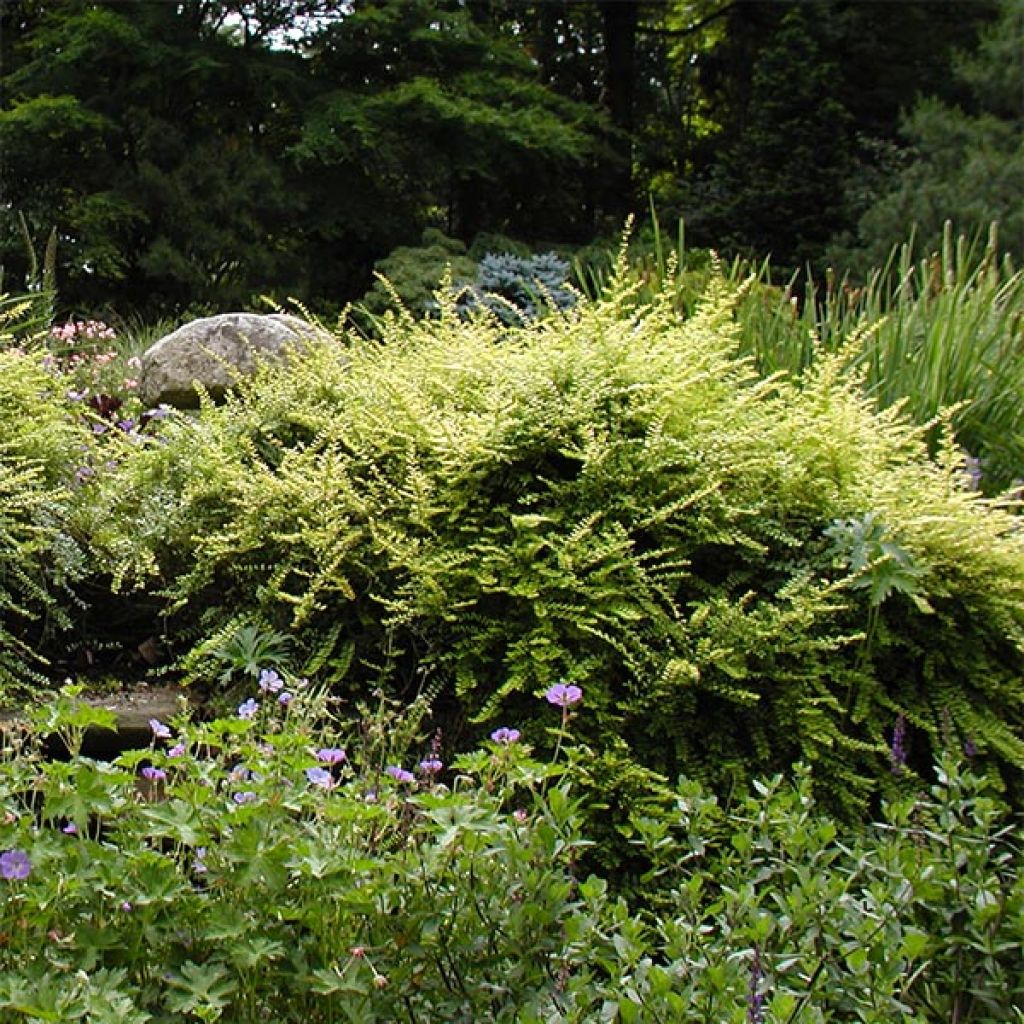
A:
[[586, 215, 1024, 494]]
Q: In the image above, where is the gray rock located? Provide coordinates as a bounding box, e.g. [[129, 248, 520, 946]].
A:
[[140, 312, 330, 408], [0, 684, 189, 760]]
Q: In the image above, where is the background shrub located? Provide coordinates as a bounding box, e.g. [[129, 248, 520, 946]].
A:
[[457, 250, 577, 324], [356, 228, 478, 322], [358, 231, 577, 329]]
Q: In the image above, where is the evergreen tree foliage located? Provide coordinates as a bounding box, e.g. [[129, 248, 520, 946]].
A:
[[686, 5, 851, 268], [458, 250, 576, 324], [0, 0, 310, 315], [291, 0, 606, 273], [1, 0, 1009, 313], [679, 0, 999, 269], [0, 0, 613, 316], [839, 0, 1024, 269]]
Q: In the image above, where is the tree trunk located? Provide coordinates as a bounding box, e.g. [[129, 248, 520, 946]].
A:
[[601, 0, 638, 212]]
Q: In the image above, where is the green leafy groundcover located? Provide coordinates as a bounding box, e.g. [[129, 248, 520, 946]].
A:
[[69, 265, 1024, 817], [0, 683, 1020, 1022]]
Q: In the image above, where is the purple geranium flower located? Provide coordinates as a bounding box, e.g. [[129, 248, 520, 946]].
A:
[[0, 849, 31, 880], [316, 747, 347, 765], [305, 767, 335, 789], [277, 691, 293, 706], [258, 668, 284, 693], [418, 758, 443, 774], [141, 766, 167, 782], [148, 718, 172, 739], [385, 765, 415, 784], [237, 698, 259, 720], [490, 727, 521, 745], [168, 743, 186, 758], [62, 823, 78, 835], [232, 791, 257, 805], [544, 683, 583, 708]]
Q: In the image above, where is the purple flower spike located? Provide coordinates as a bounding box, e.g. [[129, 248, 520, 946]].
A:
[[237, 698, 259, 720], [148, 718, 172, 739], [315, 747, 347, 765], [0, 849, 31, 880], [747, 946, 765, 1024], [305, 767, 335, 789], [258, 669, 284, 693], [544, 683, 583, 708], [419, 758, 443, 774], [385, 765, 415, 784], [890, 714, 907, 775], [490, 727, 521, 745]]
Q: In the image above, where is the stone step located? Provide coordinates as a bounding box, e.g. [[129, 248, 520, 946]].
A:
[[2, 685, 190, 760]]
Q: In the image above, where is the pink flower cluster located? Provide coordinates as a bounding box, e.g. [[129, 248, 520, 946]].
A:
[[50, 319, 117, 344], [48, 350, 119, 369]]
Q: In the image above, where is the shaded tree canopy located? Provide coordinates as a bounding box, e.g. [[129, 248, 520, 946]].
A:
[[837, 0, 1024, 268], [677, 0, 1000, 269], [0, 0, 1006, 317], [1, 0, 312, 311]]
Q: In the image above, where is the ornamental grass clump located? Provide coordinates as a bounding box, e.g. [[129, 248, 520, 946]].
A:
[[740, 223, 1024, 494], [77, 259, 1024, 815]]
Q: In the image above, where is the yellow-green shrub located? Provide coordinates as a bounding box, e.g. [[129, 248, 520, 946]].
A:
[[0, 316, 91, 698], [80, 268, 1024, 813]]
